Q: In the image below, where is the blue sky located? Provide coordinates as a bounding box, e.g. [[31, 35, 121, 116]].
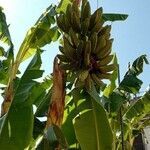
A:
[[0, 0, 149, 92]]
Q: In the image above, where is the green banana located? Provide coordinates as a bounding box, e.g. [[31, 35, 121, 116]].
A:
[[81, 1, 91, 21], [63, 36, 76, 60], [98, 64, 116, 73], [91, 73, 106, 88], [64, 16, 71, 32], [97, 39, 113, 59], [66, 4, 72, 25], [91, 20, 104, 34], [81, 17, 90, 35], [79, 70, 89, 82], [71, 11, 81, 32], [98, 25, 111, 38], [76, 40, 84, 59], [75, 78, 85, 88], [57, 15, 67, 32], [84, 41, 91, 67], [94, 35, 107, 54], [89, 7, 103, 30], [69, 28, 79, 48], [96, 72, 112, 80], [90, 32, 98, 53], [72, 1, 80, 19], [97, 55, 113, 66], [85, 74, 92, 91]]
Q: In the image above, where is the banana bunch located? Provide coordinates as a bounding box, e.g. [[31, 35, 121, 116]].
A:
[[57, 0, 116, 89]]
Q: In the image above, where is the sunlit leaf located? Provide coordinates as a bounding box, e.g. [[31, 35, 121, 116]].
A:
[[123, 90, 150, 125], [0, 7, 12, 45], [0, 51, 43, 149], [74, 99, 113, 150], [57, 0, 72, 13], [74, 83, 113, 150], [16, 5, 60, 62], [119, 75, 143, 94]]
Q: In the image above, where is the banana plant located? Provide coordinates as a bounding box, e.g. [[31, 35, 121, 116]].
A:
[[0, 0, 149, 150]]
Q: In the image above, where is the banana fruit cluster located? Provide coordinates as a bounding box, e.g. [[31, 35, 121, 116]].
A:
[[57, 0, 116, 89]]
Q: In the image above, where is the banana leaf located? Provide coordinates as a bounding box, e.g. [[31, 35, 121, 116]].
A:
[[16, 5, 60, 62], [73, 83, 113, 150], [119, 55, 149, 94], [102, 13, 128, 22], [0, 51, 44, 150], [57, 0, 72, 13], [0, 7, 12, 45], [123, 90, 150, 125]]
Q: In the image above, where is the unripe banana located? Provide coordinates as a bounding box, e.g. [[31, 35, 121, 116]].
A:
[[76, 40, 84, 59], [57, 15, 67, 32], [91, 73, 106, 88], [81, 1, 91, 21], [79, 70, 89, 82], [63, 36, 76, 60], [89, 7, 103, 30], [97, 39, 113, 59], [81, 17, 90, 35], [69, 28, 79, 47], [97, 55, 113, 66], [66, 4, 72, 25], [91, 20, 104, 34], [71, 11, 81, 32], [96, 73, 112, 80], [85, 74, 92, 91], [84, 41, 91, 67], [90, 32, 98, 53], [99, 64, 116, 73], [98, 25, 111, 38], [94, 35, 107, 54], [72, 1, 80, 19], [64, 16, 71, 32]]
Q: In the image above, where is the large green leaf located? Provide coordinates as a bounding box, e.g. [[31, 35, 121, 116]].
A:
[[16, 5, 60, 62], [102, 13, 128, 22], [0, 51, 43, 149], [123, 90, 150, 125], [73, 83, 113, 150], [0, 7, 12, 45], [73, 99, 113, 150], [62, 97, 91, 146]]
